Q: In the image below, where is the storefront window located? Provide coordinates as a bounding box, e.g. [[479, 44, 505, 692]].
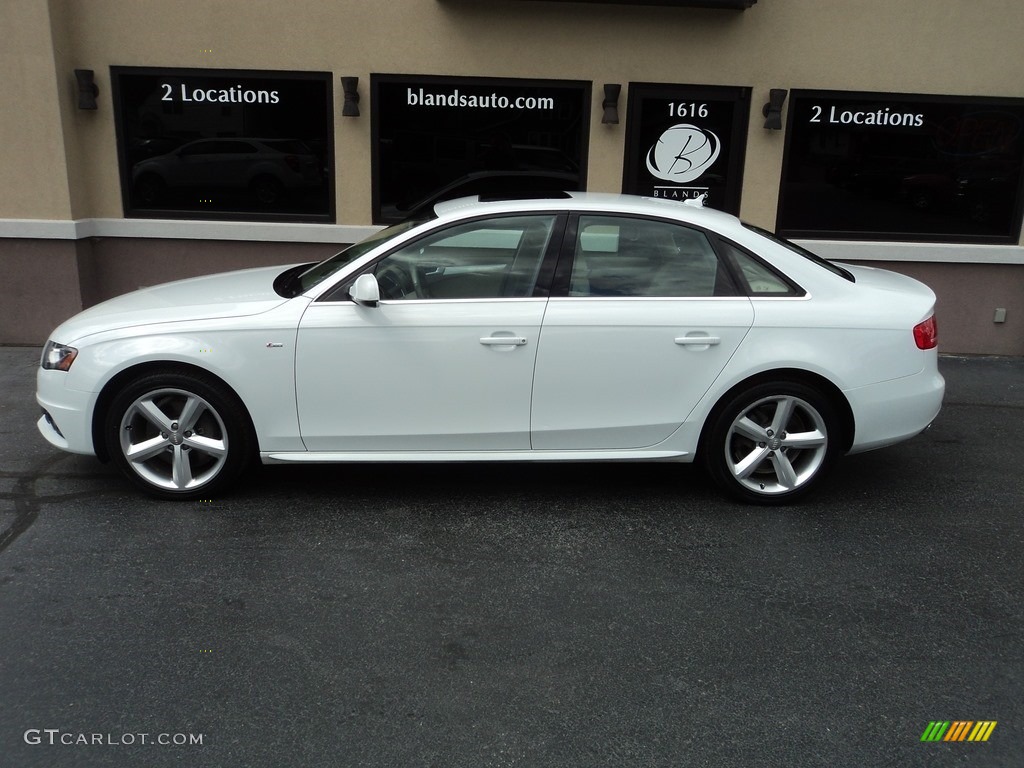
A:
[[777, 90, 1024, 243], [112, 67, 333, 221], [622, 83, 751, 214], [372, 75, 589, 223]]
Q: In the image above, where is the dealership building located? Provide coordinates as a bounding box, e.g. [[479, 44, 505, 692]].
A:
[[2, 0, 1023, 354]]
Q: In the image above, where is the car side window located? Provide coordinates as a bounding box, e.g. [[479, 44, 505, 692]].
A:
[[719, 241, 800, 296], [569, 216, 734, 298], [372, 215, 556, 300]]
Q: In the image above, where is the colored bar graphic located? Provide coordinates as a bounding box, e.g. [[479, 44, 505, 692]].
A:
[[945, 721, 972, 741], [921, 721, 996, 742], [968, 722, 997, 742]]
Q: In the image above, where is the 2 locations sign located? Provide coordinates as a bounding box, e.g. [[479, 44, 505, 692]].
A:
[[157, 82, 282, 105], [372, 75, 590, 223], [778, 89, 1024, 243], [623, 83, 751, 214], [111, 67, 333, 221]]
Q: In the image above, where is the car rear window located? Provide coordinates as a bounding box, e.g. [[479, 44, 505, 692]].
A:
[[743, 224, 855, 282]]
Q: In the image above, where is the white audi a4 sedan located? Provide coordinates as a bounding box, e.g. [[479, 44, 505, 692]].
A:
[[37, 193, 944, 504]]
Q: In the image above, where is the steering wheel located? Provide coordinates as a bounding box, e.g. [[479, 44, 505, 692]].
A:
[[376, 264, 411, 299], [408, 264, 431, 299]]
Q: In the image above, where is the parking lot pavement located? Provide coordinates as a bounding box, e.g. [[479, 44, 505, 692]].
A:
[[0, 346, 1021, 767]]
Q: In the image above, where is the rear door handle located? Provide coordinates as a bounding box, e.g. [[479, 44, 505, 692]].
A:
[[480, 336, 528, 346], [675, 335, 721, 346]]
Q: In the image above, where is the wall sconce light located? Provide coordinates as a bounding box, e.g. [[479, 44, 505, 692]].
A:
[[602, 83, 621, 125], [762, 88, 787, 130], [75, 69, 99, 110], [341, 76, 360, 117]]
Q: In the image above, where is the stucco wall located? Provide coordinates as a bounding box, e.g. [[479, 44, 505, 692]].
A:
[[2, 0, 1023, 352]]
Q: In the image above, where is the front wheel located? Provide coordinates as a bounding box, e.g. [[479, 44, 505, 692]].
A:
[[104, 371, 254, 500], [703, 381, 842, 505]]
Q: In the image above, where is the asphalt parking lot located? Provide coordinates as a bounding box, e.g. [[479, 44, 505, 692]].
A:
[[0, 346, 1021, 767]]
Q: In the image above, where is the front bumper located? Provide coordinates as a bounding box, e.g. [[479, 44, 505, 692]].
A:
[[36, 369, 97, 456]]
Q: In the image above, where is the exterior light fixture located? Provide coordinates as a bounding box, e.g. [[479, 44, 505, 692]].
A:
[[341, 76, 360, 117], [602, 83, 621, 125], [75, 69, 99, 110], [762, 88, 787, 130]]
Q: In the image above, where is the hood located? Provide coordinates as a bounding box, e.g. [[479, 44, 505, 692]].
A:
[[51, 265, 294, 344]]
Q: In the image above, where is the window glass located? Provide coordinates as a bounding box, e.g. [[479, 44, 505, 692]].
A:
[[570, 216, 730, 297], [778, 90, 1024, 243], [622, 83, 751, 214], [742, 223, 854, 282], [720, 242, 797, 295], [372, 75, 589, 223], [112, 67, 333, 221], [300, 219, 425, 296], [372, 215, 557, 300]]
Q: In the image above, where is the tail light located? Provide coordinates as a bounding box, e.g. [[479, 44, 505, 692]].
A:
[[284, 155, 300, 173], [913, 315, 938, 350]]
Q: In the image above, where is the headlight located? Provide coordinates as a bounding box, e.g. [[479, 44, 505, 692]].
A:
[[41, 340, 78, 371]]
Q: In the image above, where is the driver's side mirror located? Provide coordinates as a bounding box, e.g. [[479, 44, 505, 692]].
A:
[[349, 273, 380, 307]]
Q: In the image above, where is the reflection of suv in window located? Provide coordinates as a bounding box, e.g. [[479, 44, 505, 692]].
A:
[[131, 138, 323, 207]]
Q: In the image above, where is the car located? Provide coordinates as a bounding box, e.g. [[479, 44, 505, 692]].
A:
[[131, 137, 323, 208], [36, 193, 944, 504]]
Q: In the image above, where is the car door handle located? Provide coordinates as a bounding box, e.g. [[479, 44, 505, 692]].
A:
[[675, 335, 721, 346], [480, 336, 528, 346]]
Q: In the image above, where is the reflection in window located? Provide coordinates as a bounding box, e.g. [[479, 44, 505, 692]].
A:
[[570, 216, 731, 297], [778, 91, 1024, 243], [373, 76, 588, 223], [720, 242, 797, 295], [113, 68, 333, 221], [372, 215, 556, 300]]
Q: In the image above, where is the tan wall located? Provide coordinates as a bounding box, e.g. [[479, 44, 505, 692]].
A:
[[0, 0, 72, 219], [3, 0, 1024, 353], [20, 0, 1024, 231]]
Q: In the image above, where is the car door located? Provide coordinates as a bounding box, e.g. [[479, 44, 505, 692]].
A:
[[531, 213, 754, 450], [294, 213, 562, 452]]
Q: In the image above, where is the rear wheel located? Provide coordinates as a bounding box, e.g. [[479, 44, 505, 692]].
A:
[[703, 381, 841, 504], [251, 176, 285, 206], [104, 371, 254, 500]]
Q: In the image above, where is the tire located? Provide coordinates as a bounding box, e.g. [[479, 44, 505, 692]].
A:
[[703, 381, 842, 505], [250, 176, 285, 206], [104, 370, 255, 500], [134, 174, 165, 206]]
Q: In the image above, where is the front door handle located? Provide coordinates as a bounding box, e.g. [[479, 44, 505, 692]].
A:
[[480, 336, 528, 346]]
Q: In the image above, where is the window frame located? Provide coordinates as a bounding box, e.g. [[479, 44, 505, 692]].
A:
[[111, 66, 335, 224], [551, 213, 762, 300], [323, 212, 569, 303], [370, 74, 591, 225], [776, 88, 1024, 245]]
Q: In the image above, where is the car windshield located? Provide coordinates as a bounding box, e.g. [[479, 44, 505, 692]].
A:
[[293, 219, 425, 294], [743, 223, 855, 282]]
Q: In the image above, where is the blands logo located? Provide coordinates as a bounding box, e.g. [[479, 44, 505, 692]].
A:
[[646, 124, 721, 184], [920, 720, 997, 742]]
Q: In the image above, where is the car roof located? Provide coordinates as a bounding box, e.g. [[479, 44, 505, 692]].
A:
[[432, 192, 743, 230]]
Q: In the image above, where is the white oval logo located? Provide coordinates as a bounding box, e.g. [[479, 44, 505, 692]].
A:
[[646, 124, 721, 183]]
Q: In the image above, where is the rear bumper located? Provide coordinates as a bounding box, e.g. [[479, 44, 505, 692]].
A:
[[845, 366, 945, 454]]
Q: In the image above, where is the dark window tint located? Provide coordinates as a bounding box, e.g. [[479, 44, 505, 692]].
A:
[[112, 67, 333, 222], [372, 75, 589, 223], [778, 90, 1024, 243]]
